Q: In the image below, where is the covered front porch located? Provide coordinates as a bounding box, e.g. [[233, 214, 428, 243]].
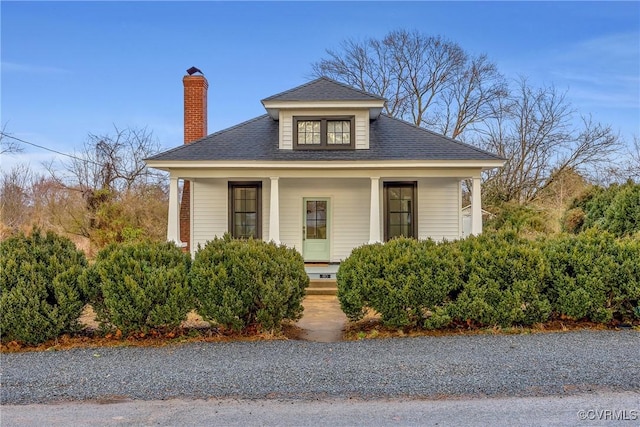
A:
[[165, 168, 486, 261]]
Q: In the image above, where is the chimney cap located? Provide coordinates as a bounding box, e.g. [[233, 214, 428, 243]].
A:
[[186, 66, 203, 76]]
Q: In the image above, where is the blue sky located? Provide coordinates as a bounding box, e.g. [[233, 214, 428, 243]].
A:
[[2, 1, 639, 172]]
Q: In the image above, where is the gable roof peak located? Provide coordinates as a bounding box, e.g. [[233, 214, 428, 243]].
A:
[[261, 76, 387, 103], [261, 77, 386, 120]]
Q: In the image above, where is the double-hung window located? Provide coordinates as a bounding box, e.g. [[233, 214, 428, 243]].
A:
[[228, 182, 262, 239], [294, 116, 354, 149], [384, 182, 417, 240]]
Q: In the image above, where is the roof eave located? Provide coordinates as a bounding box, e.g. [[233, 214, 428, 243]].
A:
[[262, 100, 386, 120], [145, 159, 505, 171]]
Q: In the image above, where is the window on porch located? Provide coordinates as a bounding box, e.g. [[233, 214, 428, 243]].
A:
[[228, 182, 262, 239], [384, 182, 417, 240]]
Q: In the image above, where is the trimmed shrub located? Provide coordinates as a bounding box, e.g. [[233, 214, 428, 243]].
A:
[[337, 238, 462, 328], [337, 229, 638, 331], [81, 241, 191, 335], [566, 182, 640, 237], [485, 203, 553, 235], [0, 229, 88, 345], [602, 183, 640, 237], [444, 232, 551, 327], [190, 235, 309, 332], [543, 231, 640, 323]]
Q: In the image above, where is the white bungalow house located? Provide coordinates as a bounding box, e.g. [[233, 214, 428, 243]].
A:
[[145, 70, 504, 266]]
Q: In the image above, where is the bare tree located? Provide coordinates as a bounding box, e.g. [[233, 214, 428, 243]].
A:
[[312, 36, 408, 118], [629, 136, 640, 181], [0, 125, 168, 248], [437, 54, 509, 138], [314, 30, 625, 207], [612, 135, 640, 182], [59, 125, 164, 194], [480, 78, 622, 204], [0, 164, 33, 232], [40, 125, 167, 241], [312, 29, 508, 139], [0, 124, 23, 156]]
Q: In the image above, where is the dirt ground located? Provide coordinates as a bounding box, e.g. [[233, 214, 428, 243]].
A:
[[2, 297, 633, 353]]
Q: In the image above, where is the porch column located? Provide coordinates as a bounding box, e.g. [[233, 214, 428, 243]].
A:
[[167, 176, 180, 244], [471, 176, 483, 235], [269, 177, 280, 244], [369, 177, 381, 244]]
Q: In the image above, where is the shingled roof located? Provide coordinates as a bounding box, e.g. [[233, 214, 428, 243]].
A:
[[261, 77, 386, 103], [147, 113, 502, 162]]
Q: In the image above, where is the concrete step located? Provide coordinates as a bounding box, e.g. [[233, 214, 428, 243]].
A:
[[306, 279, 337, 296], [306, 287, 337, 296]]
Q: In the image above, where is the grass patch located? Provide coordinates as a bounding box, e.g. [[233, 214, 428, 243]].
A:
[[343, 317, 631, 341], [1, 305, 301, 353]]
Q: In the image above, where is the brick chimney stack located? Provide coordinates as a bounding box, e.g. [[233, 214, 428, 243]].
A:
[[183, 71, 208, 144], [180, 68, 208, 252]]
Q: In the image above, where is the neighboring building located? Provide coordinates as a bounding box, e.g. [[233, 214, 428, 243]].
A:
[[145, 70, 504, 262], [461, 205, 495, 238]]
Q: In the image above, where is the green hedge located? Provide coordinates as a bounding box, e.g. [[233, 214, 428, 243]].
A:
[[337, 231, 639, 330], [0, 230, 88, 345], [81, 241, 191, 335], [564, 182, 640, 237], [543, 230, 640, 323], [484, 203, 553, 235], [190, 235, 309, 332], [449, 232, 551, 327], [2, 233, 311, 342], [337, 238, 462, 328]]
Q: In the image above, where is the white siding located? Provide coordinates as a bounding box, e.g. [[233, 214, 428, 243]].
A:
[[279, 178, 370, 262], [417, 178, 461, 241], [280, 116, 293, 150], [191, 177, 462, 259], [279, 109, 369, 150], [192, 179, 227, 252], [355, 110, 369, 149], [191, 178, 270, 254]]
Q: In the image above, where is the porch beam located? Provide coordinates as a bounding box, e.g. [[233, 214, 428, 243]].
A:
[[269, 177, 280, 244], [167, 177, 180, 244], [369, 177, 381, 244], [471, 176, 483, 235]]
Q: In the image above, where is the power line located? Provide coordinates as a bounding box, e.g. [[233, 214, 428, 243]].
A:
[[0, 132, 102, 166]]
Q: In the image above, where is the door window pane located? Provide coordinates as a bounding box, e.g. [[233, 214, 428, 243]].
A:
[[306, 200, 327, 240], [317, 224, 327, 239]]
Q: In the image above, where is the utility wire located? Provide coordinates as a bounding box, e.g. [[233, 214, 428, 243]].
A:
[[0, 132, 103, 166]]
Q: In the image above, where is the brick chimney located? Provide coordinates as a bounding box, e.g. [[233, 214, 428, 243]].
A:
[[180, 68, 208, 252]]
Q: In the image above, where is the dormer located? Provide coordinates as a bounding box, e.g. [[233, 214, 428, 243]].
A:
[[261, 77, 386, 150]]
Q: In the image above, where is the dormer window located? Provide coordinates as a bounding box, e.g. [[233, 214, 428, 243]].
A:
[[294, 116, 355, 150]]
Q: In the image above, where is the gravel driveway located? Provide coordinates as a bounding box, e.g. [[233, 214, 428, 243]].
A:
[[1, 330, 638, 405]]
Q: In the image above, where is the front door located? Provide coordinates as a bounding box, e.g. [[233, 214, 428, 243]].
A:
[[303, 198, 330, 262]]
